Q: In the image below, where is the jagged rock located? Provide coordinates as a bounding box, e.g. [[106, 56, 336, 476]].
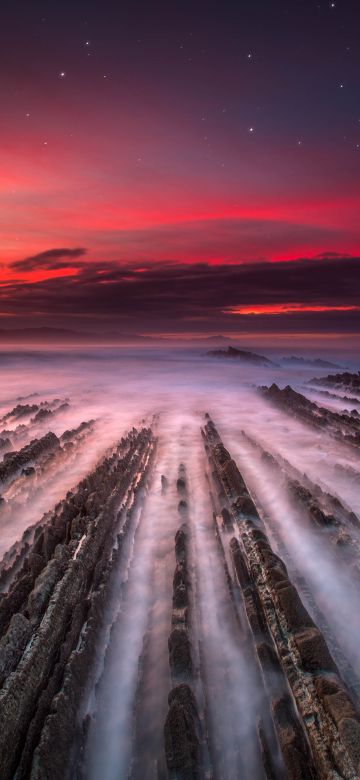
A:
[[26, 545, 69, 623], [173, 584, 188, 609], [0, 427, 155, 780], [168, 628, 192, 676], [0, 613, 32, 685], [256, 641, 280, 675], [173, 563, 187, 590], [294, 627, 336, 673], [164, 684, 200, 777], [309, 503, 333, 527], [276, 583, 314, 631], [233, 494, 258, 515], [28, 553, 45, 579], [175, 528, 187, 562], [213, 443, 231, 466], [273, 696, 313, 779], [315, 676, 360, 771], [230, 537, 251, 588], [0, 572, 34, 635], [243, 587, 266, 635], [177, 477, 187, 494], [0, 432, 59, 488], [222, 460, 247, 495]]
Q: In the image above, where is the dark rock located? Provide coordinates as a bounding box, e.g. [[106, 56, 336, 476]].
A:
[[257, 718, 278, 780], [294, 628, 337, 673], [173, 563, 187, 590], [273, 695, 314, 779], [177, 477, 187, 495], [0, 613, 32, 685], [276, 584, 314, 632], [233, 494, 258, 516], [175, 528, 187, 562], [256, 642, 280, 675], [230, 537, 251, 588], [315, 676, 360, 771], [164, 684, 200, 778], [173, 584, 188, 609], [221, 507, 232, 527], [168, 628, 192, 677]]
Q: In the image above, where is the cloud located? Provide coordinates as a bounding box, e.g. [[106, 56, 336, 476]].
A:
[[1, 254, 360, 334], [11, 247, 87, 272]]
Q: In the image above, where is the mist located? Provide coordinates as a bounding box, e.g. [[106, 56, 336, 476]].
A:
[[1, 344, 360, 779]]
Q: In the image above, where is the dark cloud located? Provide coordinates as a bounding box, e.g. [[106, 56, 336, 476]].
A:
[[11, 247, 87, 272], [2, 254, 360, 334]]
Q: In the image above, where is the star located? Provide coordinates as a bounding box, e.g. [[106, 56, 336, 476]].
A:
[[247, 52, 253, 60], [339, 83, 344, 88], [85, 40, 90, 46], [297, 140, 303, 145], [330, 2, 336, 7], [248, 127, 254, 133], [25, 112, 30, 118], [59, 71, 66, 78]]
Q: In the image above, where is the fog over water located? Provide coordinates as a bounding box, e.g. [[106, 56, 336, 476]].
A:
[[1, 345, 360, 778]]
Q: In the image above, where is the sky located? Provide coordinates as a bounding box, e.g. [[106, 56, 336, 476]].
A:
[[1, 0, 360, 342]]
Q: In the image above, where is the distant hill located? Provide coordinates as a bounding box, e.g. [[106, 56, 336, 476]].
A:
[[281, 356, 340, 369], [207, 346, 276, 367]]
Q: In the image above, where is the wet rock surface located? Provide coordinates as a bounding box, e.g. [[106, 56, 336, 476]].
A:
[[309, 371, 360, 394], [164, 684, 200, 779], [0, 425, 156, 780], [202, 415, 360, 780], [1, 398, 360, 780], [259, 383, 360, 449], [0, 432, 60, 488]]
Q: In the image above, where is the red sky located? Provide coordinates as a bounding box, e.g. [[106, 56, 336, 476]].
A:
[[1, 0, 360, 342]]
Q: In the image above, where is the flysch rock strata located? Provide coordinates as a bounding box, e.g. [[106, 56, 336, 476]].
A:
[[202, 416, 360, 780], [164, 465, 205, 780], [259, 383, 360, 449], [0, 426, 156, 780]]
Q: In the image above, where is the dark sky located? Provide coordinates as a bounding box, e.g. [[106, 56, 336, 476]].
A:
[[1, 0, 359, 340]]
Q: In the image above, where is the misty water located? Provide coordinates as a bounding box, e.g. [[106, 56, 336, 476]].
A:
[[1, 345, 360, 779]]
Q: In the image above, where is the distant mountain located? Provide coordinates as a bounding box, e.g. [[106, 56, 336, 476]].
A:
[[281, 356, 340, 369], [207, 346, 276, 366]]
